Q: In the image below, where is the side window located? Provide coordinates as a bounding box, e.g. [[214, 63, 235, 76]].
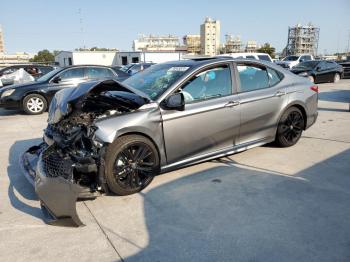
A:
[[326, 61, 335, 69], [267, 68, 282, 86], [318, 61, 327, 70], [181, 65, 232, 103], [237, 64, 269, 92], [59, 68, 85, 81], [246, 55, 256, 59], [86, 67, 115, 79]]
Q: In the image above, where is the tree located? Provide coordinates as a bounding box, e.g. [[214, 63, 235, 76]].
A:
[[30, 49, 55, 63], [257, 43, 276, 58]]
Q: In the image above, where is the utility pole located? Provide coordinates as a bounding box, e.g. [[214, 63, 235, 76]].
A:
[[78, 8, 85, 50]]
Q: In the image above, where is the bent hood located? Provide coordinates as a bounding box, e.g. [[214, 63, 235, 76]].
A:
[[48, 79, 149, 124]]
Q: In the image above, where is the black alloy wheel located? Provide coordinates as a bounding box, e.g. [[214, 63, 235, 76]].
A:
[[276, 107, 304, 147], [105, 135, 159, 195]]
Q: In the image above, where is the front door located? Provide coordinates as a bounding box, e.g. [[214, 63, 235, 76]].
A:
[[46, 67, 86, 100], [235, 63, 289, 145], [160, 63, 241, 165]]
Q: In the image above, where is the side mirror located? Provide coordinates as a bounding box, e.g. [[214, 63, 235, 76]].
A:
[[162, 93, 185, 111], [52, 76, 61, 83], [316, 66, 321, 71], [299, 59, 304, 63]]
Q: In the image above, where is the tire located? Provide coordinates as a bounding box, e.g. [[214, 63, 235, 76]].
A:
[[275, 107, 305, 147], [105, 135, 160, 195], [308, 75, 315, 83], [23, 94, 47, 115], [333, 73, 340, 83]]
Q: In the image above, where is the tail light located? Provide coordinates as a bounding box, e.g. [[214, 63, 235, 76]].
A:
[[310, 85, 318, 93]]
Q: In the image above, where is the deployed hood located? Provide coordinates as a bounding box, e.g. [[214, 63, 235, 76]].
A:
[[48, 79, 149, 124]]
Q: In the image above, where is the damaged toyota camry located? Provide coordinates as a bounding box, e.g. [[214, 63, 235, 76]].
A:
[[21, 57, 318, 226]]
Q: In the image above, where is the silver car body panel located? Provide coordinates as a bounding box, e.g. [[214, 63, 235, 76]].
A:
[[93, 59, 318, 171]]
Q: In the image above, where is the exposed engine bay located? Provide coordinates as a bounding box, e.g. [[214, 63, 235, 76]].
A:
[[21, 80, 149, 226]]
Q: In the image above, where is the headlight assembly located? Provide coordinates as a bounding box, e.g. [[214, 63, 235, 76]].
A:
[[1, 89, 15, 98], [298, 72, 308, 77]]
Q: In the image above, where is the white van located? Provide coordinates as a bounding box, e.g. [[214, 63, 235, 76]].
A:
[[217, 52, 273, 63]]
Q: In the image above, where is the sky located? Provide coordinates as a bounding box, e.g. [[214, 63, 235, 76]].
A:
[[1, 0, 349, 55]]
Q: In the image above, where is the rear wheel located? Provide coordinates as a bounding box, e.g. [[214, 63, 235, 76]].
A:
[[23, 94, 47, 115], [333, 73, 340, 83], [105, 135, 160, 195], [275, 107, 304, 147]]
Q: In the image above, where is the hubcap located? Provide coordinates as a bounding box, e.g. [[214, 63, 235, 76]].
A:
[[335, 74, 340, 82], [113, 143, 156, 190], [27, 97, 44, 113], [280, 111, 303, 143]]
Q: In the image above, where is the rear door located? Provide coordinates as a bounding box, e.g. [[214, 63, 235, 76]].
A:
[[161, 63, 241, 164], [235, 62, 288, 145]]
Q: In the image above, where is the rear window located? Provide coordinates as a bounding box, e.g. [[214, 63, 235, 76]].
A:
[[258, 55, 272, 62]]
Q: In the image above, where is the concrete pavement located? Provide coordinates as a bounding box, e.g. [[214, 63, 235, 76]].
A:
[[0, 80, 349, 262]]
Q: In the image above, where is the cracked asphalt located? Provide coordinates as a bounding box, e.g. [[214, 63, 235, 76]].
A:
[[0, 80, 349, 262]]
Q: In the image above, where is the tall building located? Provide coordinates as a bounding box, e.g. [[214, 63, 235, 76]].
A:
[[0, 25, 5, 54], [200, 17, 220, 56], [286, 23, 320, 56], [245, 41, 258, 53], [133, 34, 181, 52], [223, 34, 241, 53], [183, 35, 201, 55]]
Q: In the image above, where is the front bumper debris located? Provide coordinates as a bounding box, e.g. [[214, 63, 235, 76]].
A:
[[20, 144, 96, 227]]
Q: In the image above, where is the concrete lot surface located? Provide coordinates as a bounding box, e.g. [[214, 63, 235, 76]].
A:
[[0, 80, 349, 262]]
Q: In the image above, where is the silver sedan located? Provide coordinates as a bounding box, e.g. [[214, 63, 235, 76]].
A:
[[21, 57, 318, 226]]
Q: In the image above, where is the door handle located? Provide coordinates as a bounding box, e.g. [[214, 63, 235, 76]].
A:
[[275, 91, 286, 97], [224, 101, 240, 107]]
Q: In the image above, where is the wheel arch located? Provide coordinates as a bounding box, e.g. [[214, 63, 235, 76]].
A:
[[116, 131, 162, 164], [21, 91, 49, 107], [278, 102, 308, 131]]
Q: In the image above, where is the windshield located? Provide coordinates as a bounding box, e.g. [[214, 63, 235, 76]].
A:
[[283, 56, 299, 61], [123, 63, 191, 100], [293, 61, 319, 69], [36, 68, 61, 82]]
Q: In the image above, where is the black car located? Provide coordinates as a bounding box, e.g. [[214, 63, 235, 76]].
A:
[[291, 60, 343, 83], [337, 58, 350, 79], [0, 65, 125, 114], [0, 65, 55, 86]]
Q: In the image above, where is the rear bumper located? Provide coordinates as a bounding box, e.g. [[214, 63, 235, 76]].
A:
[[20, 143, 91, 227]]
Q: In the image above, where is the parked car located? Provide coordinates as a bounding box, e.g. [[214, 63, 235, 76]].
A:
[[121, 62, 155, 75], [0, 65, 55, 86], [276, 54, 314, 69], [111, 66, 131, 81], [337, 57, 350, 79], [291, 60, 343, 83], [0, 65, 126, 114], [218, 52, 273, 62], [20, 57, 318, 226]]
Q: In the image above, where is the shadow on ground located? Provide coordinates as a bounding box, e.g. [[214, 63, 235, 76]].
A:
[[124, 149, 350, 262], [7, 138, 44, 221], [318, 89, 350, 103]]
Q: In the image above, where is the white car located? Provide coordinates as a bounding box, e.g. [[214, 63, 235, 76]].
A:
[[217, 52, 273, 63], [276, 54, 314, 69]]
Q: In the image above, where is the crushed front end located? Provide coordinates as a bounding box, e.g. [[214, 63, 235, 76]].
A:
[[20, 80, 148, 226]]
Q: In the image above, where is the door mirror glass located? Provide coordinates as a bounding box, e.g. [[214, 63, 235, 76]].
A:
[[52, 76, 61, 83], [162, 93, 185, 111]]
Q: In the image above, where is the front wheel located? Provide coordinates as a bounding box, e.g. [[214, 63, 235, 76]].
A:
[[275, 107, 305, 147], [105, 135, 160, 195], [23, 94, 47, 115]]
